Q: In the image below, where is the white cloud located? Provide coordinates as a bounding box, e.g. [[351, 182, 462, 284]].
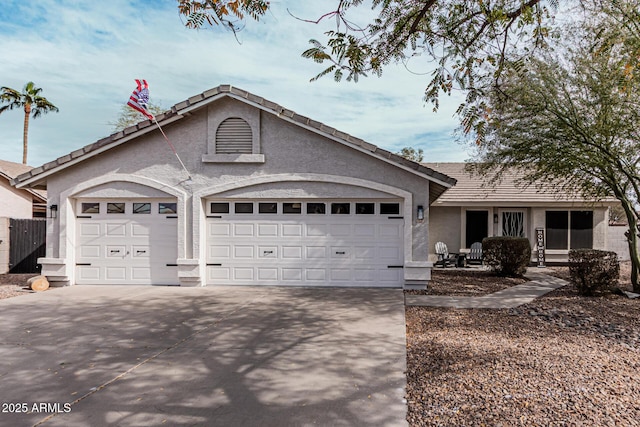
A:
[[0, 0, 473, 166]]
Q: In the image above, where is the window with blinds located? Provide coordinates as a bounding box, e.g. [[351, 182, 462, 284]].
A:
[[215, 117, 253, 154]]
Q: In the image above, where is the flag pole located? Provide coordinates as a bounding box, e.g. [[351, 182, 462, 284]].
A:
[[152, 117, 192, 181]]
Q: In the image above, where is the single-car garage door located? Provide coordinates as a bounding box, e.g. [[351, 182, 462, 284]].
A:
[[75, 199, 178, 285], [206, 200, 404, 287]]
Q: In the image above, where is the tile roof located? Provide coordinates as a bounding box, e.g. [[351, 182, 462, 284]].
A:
[[0, 159, 46, 201], [11, 85, 456, 203], [424, 162, 615, 205]]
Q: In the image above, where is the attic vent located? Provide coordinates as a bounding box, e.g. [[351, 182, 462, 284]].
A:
[[215, 118, 253, 154]]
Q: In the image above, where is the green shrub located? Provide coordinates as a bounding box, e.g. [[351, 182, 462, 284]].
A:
[[568, 249, 619, 296], [482, 237, 532, 277]]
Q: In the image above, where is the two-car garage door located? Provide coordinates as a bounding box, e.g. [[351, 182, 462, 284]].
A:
[[206, 200, 404, 287]]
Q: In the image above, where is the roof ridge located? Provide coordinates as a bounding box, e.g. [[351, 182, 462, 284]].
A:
[[11, 84, 457, 192]]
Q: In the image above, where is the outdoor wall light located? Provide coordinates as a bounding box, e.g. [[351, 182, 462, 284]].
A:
[[417, 205, 424, 221], [493, 213, 499, 224], [49, 204, 58, 219]]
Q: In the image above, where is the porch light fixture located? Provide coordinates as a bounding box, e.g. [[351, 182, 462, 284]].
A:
[[417, 205, 424, 221], [493, 213, 499, 224], [49, 204, 58, 219]]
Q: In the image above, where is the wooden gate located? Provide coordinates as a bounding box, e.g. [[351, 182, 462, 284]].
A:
[[9, 218, 46, 273]]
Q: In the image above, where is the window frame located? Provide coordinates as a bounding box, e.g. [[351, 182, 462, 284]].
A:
[[545, 210, 594, 250]]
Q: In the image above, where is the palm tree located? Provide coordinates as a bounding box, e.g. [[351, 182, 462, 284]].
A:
[[0, 82, 59, 164]]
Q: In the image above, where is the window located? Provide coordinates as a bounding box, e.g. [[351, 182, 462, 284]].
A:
[[159, 202, 177, 215], [546, 211, 569, 249], [380, 203, 400, 215], [307, 203, 326, 214], [356, 203, 375, 214], [216, 118, 252, 154], [107, 203, 125, 214], [331, 203, 350, 214], [283, 203, 302, 214], [81, 202, 100, 214], [545, 211, 593, 249], [235, 203, 254, 214], [259, 203, 277, 214], [133, 203, 151, 214], [501, 211, 525, 237], [211, 203, 229, 214], [466, 210, 488, 248], [570, 211, 593, 249]]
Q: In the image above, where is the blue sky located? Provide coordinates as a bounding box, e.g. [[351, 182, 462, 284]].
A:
[[0, 0, 473, 166]]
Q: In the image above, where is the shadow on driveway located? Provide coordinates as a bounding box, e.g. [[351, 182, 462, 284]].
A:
[[0, 286, 407, 426]]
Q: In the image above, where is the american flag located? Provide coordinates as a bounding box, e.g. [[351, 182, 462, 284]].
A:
[[127, 79, 154, 120]]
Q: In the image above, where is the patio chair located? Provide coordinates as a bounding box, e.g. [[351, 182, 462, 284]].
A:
[[467, 242, 483, 265], [434, 242, 458, 268]]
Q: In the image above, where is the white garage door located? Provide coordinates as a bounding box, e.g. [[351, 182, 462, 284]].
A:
[[75, 200, 178, 285], [206, 200, 404, 287]]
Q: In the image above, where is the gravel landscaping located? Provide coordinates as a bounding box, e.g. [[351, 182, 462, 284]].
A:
[[406, 263, 640, 426], [0, 274, 41, 299]]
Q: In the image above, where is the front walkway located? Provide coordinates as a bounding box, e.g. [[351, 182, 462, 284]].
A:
[[405, 269, 569, 309]]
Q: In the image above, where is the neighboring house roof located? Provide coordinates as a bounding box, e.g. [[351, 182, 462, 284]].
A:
[[11, 85, 457, 203], [0, 159, 47, 202], [424, 162, 617, 206]]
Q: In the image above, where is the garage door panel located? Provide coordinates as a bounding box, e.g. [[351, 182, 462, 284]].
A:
[[258, 246, 277, 258], [330, 269, 351, 281], [234, 246, 254, 258], [354, 268, 376, 282], [210, 246, 231, 259], [306, 224, 327, 236], [210, 223, 231, 236], [106, 246, 126, 258], [80, 223, 101, 237], [80, 245, 101, 258], [105, 267, 126, 280], [378, 268, 403, 282], [330, 224, 350, 236], [282, 224, 303, 236], [306, 246, 327, 259], [354, 247, 375, 260], [132, 267, 151, 280], [380, 224, 402, 238], [234, 223, 255, 237], [258, 268, 278, 281], [331, 247, 350, 259], [77, 266, 100, 280], [306, 269, 326, 281], [282, 246, 303, 259], [106, 223, 126, 236], [209, 267, 231, 281], [132, 246, 150, 258], [234, 268, 254, 280], [354, 224, 376, 237], [282, 268, 302, 281], [131, 223, 151, 236], [379, 246, 402, 260], [257, 224, 278, 237]]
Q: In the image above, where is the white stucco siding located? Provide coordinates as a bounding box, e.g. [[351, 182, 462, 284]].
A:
[[41, 96, 435, 286], [428, 207, 462, 262], [0, 179, 33, 219]]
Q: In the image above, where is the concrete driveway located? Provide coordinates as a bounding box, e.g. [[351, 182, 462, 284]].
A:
[[0, 286, 407, 427]]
